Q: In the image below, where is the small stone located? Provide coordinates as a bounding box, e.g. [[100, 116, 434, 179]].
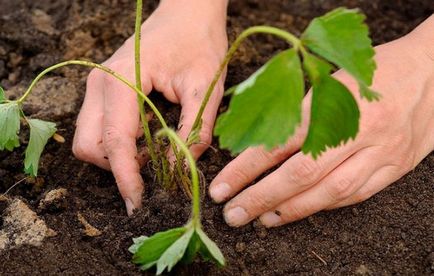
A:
[[8, 53, 23, 67], [77, 212, 102, 237], [352, 208, 359, 216], [8, 71, 19, 84], [0, 199, 55, 251], [253, 220, 268, 238], [39, 188, 68, 210], [355, 264, 372, 275], [235, 242, 246, 252], [64, 30, 96, 59], [31, 9, 57, 36]]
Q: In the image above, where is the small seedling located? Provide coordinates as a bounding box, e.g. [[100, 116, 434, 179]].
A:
[[0, 1, 378, 274], [188, 8, 379, 158], [129, 128, 224, 274]]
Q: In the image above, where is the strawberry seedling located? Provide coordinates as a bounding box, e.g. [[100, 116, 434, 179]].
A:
[[189, 8, 379, 158]]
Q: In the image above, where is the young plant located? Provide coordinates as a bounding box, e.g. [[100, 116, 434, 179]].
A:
[[128, 7, 378, 274], [189, 8, 379, 158], [129, 128, 224, 274]]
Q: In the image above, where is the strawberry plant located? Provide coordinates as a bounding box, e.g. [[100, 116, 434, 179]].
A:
[[129, 128, 225, 273], [0, 1, 378, 274], [189, 8, 379, 158]]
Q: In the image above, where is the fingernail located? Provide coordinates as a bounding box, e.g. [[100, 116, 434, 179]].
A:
[[224, 206, 249, 227], [260, 211, 282, 228], [209, 182, 231, 203], [125, 198, 135, 216]]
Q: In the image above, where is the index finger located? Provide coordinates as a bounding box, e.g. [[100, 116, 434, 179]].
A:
[[102, 64, 152, 215]]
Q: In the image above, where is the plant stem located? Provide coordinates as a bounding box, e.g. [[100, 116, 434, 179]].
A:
[[135, 0, 157, 165], [17, 60, 169, 129], [157, 128, 200, 226], [188, 26, 301, 144]]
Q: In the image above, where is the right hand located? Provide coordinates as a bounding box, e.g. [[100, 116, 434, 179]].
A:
[[72, 0, 228, 215]]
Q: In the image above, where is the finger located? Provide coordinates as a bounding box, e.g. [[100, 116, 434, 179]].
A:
[[135, 112, 155, 139], [175, 71, 225, 160], [223, 143, 357, 227], [209, 95, 311, 203], [326, 164, 401, 209], [102, 63, 152, 215], [259, 148, 381, 227], [73, 69, 110, 170], [209, 135, 304, 203]]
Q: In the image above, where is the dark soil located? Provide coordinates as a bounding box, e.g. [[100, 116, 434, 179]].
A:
[[0, 0, 433, 275]]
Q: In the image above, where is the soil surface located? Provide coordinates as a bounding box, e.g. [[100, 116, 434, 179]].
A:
[[0, 0, 433, 275]]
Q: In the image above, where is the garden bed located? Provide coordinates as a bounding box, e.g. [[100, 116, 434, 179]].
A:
[[0, 0, 433, 274]]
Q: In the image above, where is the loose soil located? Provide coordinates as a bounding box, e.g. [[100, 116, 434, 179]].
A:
[[0, 0, 433, 275]]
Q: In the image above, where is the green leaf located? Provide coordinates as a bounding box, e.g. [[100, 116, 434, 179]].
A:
[[24, 119, 57, 176], [359, 82, 381, 101], [302, 53, 360, 158], [195, 227, 225, 267], [301, 8, 377, 100], [0, 102, 21, 151], [215, 49, 304, 153], [128, 236, 149, 254], [132, 227, 186, 270], [156, 228, 194, 274], [0, 86, 5, 103], [182, 232, 201, 264]]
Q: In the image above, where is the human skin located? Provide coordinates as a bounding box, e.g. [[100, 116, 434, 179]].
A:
[[209, 15, 434, 228], [72, 0, 229, 215], [74, 0, 433, 223]]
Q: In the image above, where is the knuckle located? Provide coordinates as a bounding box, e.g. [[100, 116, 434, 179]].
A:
[[245, 190, 274, 212], [353, 189, 374, 204], [199, 124, 213, 145], [282, 203, 305, 222], [87, 69, 101, 84], [396, 152, 416, 172], [230, 166, 251, 184], [289, 159, 322, 183], [103, 126, 122, 152], [72, 140, 95, 162], [362, 108, 390, 132], [388, 133, 410, 149], [106, 59, 127, 72], [103, 60, 132, 84], [325, 177, 356, 201], [267, 147, 291, 164]]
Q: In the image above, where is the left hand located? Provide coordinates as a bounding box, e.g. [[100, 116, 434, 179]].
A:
[[209, 21, 434, 228]]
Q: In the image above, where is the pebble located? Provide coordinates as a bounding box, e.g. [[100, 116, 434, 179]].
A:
[[0, 199, 55, 250], [235, 242, 246, 252], [77, 212, 102, 237], [38, 188, 68, 210]]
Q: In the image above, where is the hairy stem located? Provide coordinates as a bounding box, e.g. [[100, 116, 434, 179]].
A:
[[188, 26, 301, 144], [157, 128, 200, 226], [135, 0, 157, 164], [17, 60, 168, 129]]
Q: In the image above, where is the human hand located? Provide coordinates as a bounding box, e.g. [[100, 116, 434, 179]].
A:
[[209, 16, 434, 227], [73, 0, 228, 215]]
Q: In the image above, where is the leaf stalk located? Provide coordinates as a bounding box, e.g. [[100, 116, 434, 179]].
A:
[[17, 60, 169, 130], [188, 26, 301, 144]]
